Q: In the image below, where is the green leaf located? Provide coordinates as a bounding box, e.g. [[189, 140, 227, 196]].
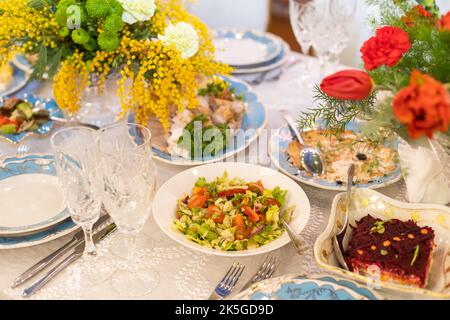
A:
[[30, 44, 48, 81], [47, 47, 63, 79]]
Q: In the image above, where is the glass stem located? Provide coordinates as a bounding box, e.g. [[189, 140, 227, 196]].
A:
[[125, 234, 138, 262], [82, 224, 97, 257]]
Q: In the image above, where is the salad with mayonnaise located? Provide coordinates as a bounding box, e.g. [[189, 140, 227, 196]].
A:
[[173, 172, 295, 251]]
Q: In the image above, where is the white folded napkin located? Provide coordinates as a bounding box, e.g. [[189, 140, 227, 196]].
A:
[[398, 140, 450, 205]]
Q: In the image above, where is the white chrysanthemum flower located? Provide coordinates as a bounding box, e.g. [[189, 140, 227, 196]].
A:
[[159, 22, 199, 59], [118, 0, 156, 24]]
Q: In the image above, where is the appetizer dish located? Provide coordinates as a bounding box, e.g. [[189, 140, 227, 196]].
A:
[[345, 215, 435, 288], [173, 172, 294, 251], [0, 98, 50, 134], [287, 129, 398, 185], [0, 64, 13, 92], [167, 78, 246, 159]]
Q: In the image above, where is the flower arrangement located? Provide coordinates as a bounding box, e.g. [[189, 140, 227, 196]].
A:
[[0, 0, 231, 129], [299, 0, 450, 142]]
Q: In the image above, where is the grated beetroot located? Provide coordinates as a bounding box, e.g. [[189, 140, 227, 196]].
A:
[[345, 215, 435, 288]]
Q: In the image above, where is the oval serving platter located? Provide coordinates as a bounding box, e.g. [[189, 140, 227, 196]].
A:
[[128, 76, 268, 166], [269, 121, 402, 191]]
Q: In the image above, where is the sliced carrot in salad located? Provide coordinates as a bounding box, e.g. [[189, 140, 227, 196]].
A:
[[241, 206, 259, 222], [188, 194, 209, 209]]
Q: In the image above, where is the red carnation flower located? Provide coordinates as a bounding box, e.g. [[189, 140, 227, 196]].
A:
[[393, 70, 450, 139], [360, 26, 411, 71], [437, 11, 450, 31]]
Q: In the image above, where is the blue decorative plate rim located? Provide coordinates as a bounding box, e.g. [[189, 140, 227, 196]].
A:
[[0, 154, 71, 236], [295, 275, 381, 300], [128, 76, 268, 166], [214, 29, 284, 68], [0, 218, 76, 249], [0, 94, 63, 144], [241, 274, 380, 300], [0, 63, 30, 97], [269, 122, 402, 191], [232, 40, 290, 75]]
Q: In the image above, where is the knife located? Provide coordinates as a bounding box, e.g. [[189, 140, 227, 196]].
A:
[[11, 213, 111, 289], [22, 223, 117, 298]]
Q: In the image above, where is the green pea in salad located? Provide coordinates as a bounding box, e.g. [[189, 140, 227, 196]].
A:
[[173, 172, 295, 251]]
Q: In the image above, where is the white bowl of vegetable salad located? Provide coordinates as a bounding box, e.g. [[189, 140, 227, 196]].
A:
[[153, 162, 311, 257]]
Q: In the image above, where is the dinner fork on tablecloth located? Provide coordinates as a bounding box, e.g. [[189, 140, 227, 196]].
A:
[[208, 262, 245, 300]]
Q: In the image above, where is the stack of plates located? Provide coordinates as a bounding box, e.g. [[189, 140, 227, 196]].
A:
[[213, 29, 290, 82], [0, 154, 77, 249]]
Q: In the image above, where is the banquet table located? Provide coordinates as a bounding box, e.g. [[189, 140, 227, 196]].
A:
[[0, 52, 411, 300]]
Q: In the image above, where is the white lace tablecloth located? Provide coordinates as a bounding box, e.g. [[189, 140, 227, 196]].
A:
[[0, 54, 410, 300]]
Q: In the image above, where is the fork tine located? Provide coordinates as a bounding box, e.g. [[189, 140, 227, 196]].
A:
[[264, 258, 277, 279], [228, 264, 245, 290], [219, 262, 236, 286], [223, 263, 241, 288]]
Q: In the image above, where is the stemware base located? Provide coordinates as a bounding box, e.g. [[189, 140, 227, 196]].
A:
[[109, 232, 155, 259], [80, 256, 114, 286], [111, 268, 159, 297]]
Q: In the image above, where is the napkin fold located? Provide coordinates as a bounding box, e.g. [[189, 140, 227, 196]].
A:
[[398, 141, 450, 205]]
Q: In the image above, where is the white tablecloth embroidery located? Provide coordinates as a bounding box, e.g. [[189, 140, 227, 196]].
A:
[[0, 54, 410, 299]]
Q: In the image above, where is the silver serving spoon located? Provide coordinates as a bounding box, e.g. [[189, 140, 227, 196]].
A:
[[282, 220, 308, 255], [279, 109, 325, 176], [333, 164, 355, 270]]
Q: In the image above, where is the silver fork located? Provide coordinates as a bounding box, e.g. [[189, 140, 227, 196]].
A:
[[208, 262, 245, 300], [239, 255, 277, 292]]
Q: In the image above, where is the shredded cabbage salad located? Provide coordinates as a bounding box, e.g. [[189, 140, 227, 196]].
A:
[[173, 172, 295, 251]]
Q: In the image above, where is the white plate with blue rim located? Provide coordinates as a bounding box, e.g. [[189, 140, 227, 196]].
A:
[[128, 76, 268, 166], [231, 39, 291, 75], [0, 63, 30, 98], [12, 54, 34, 74], [213, 29, 284, 68], [0, 94, 64, 144], [234, 273, 384, 300], [269, 121, 402, 191], [0, 154, 74, 238]]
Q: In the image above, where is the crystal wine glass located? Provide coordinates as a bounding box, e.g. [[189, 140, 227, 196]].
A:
[[289, 0, 315, 86], [100, 146, 159, 297], [98, 122, 155, 259], [100, 124, 159, 297], [309, 0, 356, 79], [51, 127, 111, 285]]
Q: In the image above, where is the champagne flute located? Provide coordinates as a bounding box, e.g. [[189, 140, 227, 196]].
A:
[[51, 127, 111, 285]]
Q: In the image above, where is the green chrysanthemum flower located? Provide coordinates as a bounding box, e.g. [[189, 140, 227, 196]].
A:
[[59, 27, 70, 37], [71, 28, 91, 45], [86, 0, 111, 18], [98, 32, 120, 52], [83, 37, 97, 51], [109, 0, 124, 17], [57, 0, 77, 10], [103, 14, 124, 34]]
